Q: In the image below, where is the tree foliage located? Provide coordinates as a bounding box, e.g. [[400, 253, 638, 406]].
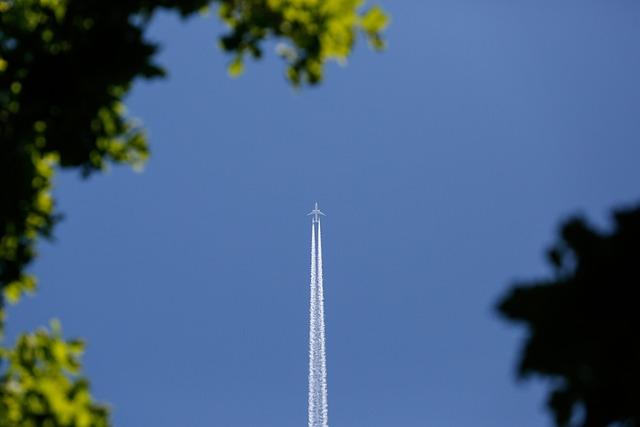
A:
[[0, 0, 388, 425], [497, 205, 640, 427], [0, 321, 108, 427]]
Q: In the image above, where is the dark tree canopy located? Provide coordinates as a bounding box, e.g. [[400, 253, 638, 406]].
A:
[[498, 205, 640, 427]]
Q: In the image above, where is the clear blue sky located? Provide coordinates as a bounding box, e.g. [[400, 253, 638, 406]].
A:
[[7, 0, 640, 425]]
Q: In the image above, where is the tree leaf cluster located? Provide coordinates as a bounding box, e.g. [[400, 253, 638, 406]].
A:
[[218, 0, 389, 85], [497, 206, 640, 426], [0, 320, 109, 427]]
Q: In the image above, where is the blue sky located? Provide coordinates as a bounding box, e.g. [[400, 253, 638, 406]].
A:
[[7, 0, 640, 426]]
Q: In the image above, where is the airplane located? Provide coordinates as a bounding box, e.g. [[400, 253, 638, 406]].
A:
[[307, 202, 326, 223]]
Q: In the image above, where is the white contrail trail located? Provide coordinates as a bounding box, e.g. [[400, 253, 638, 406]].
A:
[[308, 219, 329, 427], [317, 222, 329, 424], [308, 223, 319, 426]]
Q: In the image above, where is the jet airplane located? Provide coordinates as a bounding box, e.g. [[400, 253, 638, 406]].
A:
[[307, 202, 326, 223]]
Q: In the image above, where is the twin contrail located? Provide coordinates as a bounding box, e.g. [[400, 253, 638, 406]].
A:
[[308, 204, 329, 427]]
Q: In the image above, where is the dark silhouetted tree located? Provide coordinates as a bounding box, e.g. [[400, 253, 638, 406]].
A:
[[497, 205, 640, 427]]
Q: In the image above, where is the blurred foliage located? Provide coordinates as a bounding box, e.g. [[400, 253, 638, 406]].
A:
[[497, 205, 640, 427], [0, 320, 109, 427], [0, 0, 387, 425], [219, 0, 388, 84]]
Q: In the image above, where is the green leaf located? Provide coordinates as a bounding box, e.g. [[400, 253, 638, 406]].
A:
[[228, 56, 245, 77], [3, 275, 37, 305]]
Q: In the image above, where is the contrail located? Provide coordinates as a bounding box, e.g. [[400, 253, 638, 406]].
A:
[[317, 222, 329, 424], [308, 207, 329, 427], [308, 222, 319, 426]]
